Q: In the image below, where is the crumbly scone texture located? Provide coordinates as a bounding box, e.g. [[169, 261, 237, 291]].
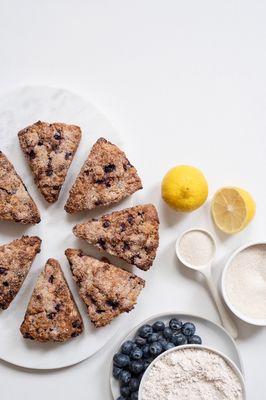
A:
[[64, 137, 142, 213], [20, 258, 84, 342], [18, 121, 81, 203], [0, 151, 41, 224], [65, 249, 145, 327], [0, 236, 41, 310], [73, 204, 159, 271]]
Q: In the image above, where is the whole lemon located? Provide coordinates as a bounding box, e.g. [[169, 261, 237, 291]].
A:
[[161, 165, 208, 212]]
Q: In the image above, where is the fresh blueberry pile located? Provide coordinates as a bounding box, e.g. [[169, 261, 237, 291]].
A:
[[113, 318, 202, 400]]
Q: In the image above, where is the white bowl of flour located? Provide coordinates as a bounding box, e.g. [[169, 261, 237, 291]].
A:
[[222, 242, 266, 326], [139, 345, 246, 400]]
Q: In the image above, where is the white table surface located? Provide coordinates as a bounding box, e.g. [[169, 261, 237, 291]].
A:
[[0, 1, 265, 398]]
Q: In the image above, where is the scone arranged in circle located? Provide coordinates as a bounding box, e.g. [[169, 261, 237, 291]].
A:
[[0, 151, 40, 224], [0, 236, 41, 310], [20, 258, 83, 342], [65, 249, 145, 327], [64, 138, 142, 213], [73, 204, 159, 271], [18, 121, 81, 203]]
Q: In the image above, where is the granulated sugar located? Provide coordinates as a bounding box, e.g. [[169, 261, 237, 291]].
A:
[[179, 230, 215, 266], [141, 347, 243, 400], [225, 244, 266, 320]]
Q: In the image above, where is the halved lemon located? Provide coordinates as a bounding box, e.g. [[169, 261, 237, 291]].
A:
[[211, 187, 256, 234]]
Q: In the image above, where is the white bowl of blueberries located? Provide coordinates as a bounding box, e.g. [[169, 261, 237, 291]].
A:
[[111, 316, 202, 400]]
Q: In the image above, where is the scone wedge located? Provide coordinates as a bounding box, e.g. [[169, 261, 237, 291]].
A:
[[0, 236, 41, 310], [64, 138, 142, 213], [0, 151, 40, 224], [18, 121, 81, 203], [73, 204, 159, 271], [65, 249, 145, 327], [20, 258, 83, 342]]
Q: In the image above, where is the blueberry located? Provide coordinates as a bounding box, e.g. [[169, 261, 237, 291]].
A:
[[120, 385, 131, 397], [144, 359, 151, 370], [134, 336, 146, 346], [129, 377, 140, 392], [164, 342, 175, 351], [142, 344, 150, 357], [119, 370, 132, 384], [131, 347, 143, 360], [113, 353, 130, 368], [188, 335, 202, 345], [159, 338, 168, 350], [117, 397, 127, 400], [138, 324, 153, 338], [172, 332, 187, 346], [152, 320, 165, 332], [149, 341, 163, 356], [130, 392, 139, 400], [182, 322, 196, 337], [147, 333, 159, 343], [113, 366, 122, 379], [169, 318, 182, 332], [129, 360, 144, 374], [163, 327, 173, 340], [121, 340, 135, 355]]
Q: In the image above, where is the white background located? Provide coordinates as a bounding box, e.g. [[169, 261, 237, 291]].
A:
[[0, 1, 265, 399]]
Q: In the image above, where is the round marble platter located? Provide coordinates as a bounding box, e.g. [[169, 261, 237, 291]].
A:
[[0, 86, 142, 370]]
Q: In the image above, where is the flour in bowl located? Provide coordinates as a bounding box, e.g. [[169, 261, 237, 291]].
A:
[[141, 347, 243, 400]]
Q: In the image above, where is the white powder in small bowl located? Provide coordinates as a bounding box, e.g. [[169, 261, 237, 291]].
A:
[[178, 230, 215, 266], [225, 244, 266, 320], [140, 347, 244, 400]]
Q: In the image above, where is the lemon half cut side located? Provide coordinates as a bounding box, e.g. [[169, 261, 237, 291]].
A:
[[211, 187, 256, 234]]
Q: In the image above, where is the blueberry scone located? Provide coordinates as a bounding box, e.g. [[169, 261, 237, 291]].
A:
[[18, 121, 81, 203], [0, 236, 41, 310], [0, 151, 41, 224], [73, 204, 159, 271], [64, 138, 142, 213], [20, 258, 83, 342], [65, 249, 145, 327]]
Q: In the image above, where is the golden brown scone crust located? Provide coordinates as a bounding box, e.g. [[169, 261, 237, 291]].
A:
[[65, 249, 145, 327], [64, 137, 142, 213], [73, 204, 159, 270], [0, 236, 41, 310], [18, 121, 81, 203], [20, 258, 84, 342], [0, 151, 40, 224]]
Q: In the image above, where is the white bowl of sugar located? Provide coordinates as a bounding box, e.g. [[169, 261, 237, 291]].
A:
[[222, 242, 266, 326], [139, 344, 246, 400]]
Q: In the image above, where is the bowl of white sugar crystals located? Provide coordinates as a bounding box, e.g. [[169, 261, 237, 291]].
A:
[[139, 345, 246, 400], [222, 242, 266, 326]]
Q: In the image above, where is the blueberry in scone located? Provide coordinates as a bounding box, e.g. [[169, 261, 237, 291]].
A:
[[0, 151, 40, 224], [64, 137, 142, 213], [65, 249, 145, 327], [20, 258, 83, 342], [0, 236, 41, 310], [18, 121, 81, 203], [73, 204, 159, 271]]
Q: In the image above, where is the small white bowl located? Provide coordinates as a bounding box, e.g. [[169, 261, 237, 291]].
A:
[[221, 241, 266, 326], [139, 344, 246, 400]]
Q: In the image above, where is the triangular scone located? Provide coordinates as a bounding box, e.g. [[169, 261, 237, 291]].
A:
[[73, 204, 159, 271], [0, 236, 41, 310], [18, 121, 81, 203], [65, 249, 145, 327], [20, 259, 83, 342], [0, 151, 40, 224], [64, 138, 142, 213]]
